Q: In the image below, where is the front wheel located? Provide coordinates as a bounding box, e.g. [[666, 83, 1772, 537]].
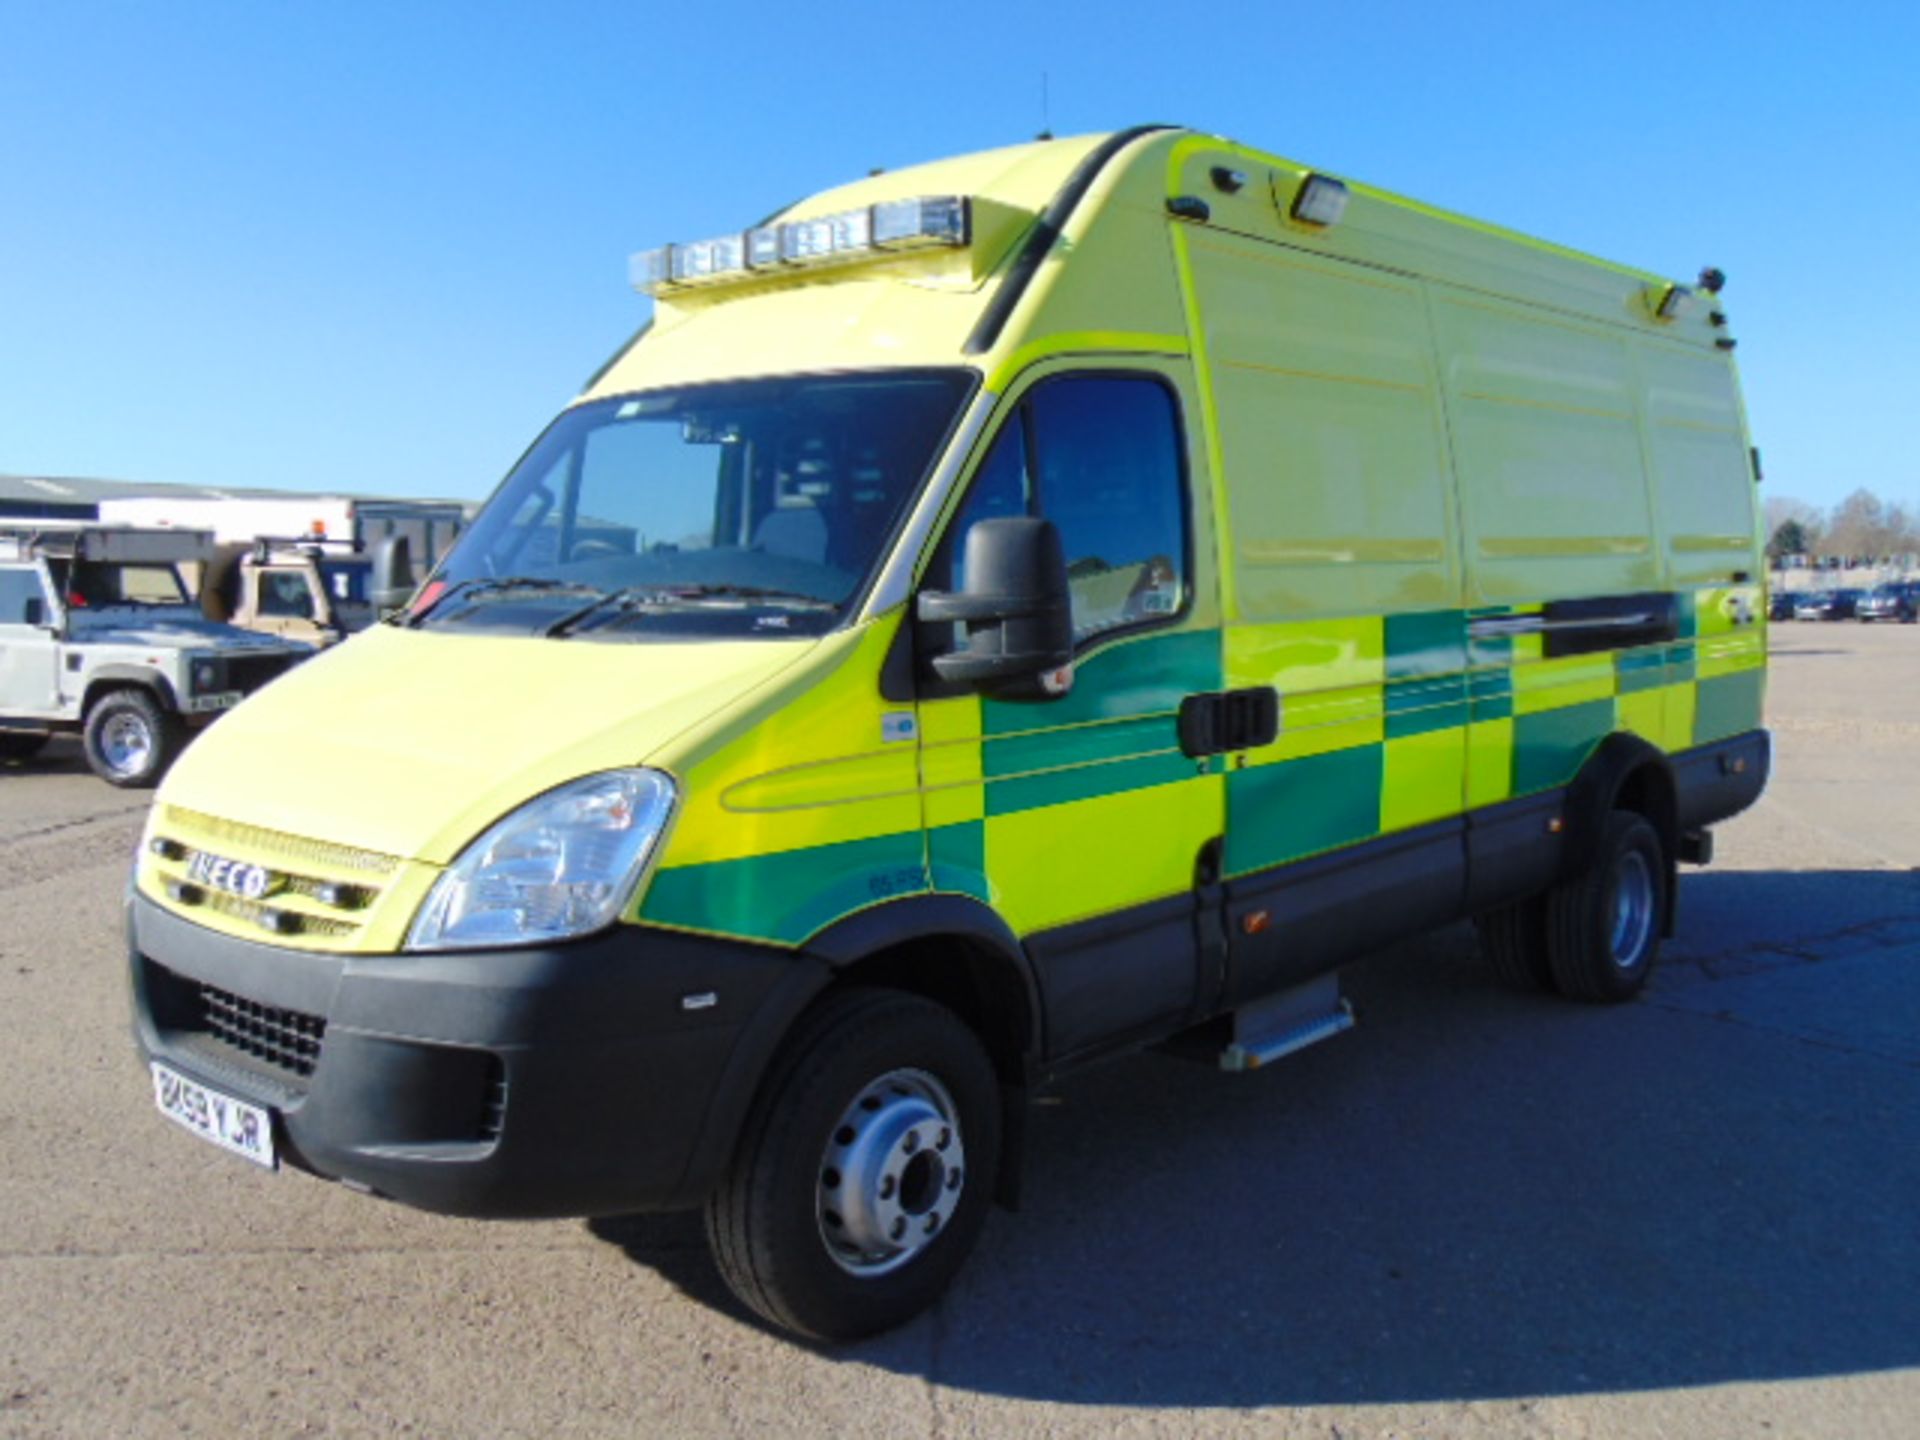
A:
[[704, 988, 1001, 1343], [82, 688, 180, 788], [1544, 812, 1667, 1003]]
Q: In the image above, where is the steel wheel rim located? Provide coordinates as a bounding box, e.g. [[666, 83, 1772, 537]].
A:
[[99, 712, 152, 777], [1610, 849, 1655, 969], [817, 1067, 965, 1277]]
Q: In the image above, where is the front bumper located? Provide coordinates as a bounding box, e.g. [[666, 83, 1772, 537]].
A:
[[129, 892, 829, 1218]]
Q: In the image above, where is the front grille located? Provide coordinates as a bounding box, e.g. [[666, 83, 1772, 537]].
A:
[[478, 1061, 508, 1142], [226, 652, 297, 694], [162, 806, 400, 876], [198, 983, 327, 1077]]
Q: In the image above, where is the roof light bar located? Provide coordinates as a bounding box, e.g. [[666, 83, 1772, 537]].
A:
[[671, 233, 746, 282], [630, 195, 973, 296]]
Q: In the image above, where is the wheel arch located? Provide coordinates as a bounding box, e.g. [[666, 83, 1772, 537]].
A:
[[82, 667, 179, 715], [1563, 732, 1680, 935], [804, 895, 1042, 1084]]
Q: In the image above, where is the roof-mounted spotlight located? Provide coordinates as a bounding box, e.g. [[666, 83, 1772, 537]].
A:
[[1656, 282, 1695, 321], [1289, 174, 1350, 228], [1698, 266, 1727, 294]]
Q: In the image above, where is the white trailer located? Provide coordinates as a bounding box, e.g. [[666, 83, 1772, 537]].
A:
[[97, 495, 468, 569]]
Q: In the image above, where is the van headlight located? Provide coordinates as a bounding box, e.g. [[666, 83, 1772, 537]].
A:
[[406, 769, 676, 951]]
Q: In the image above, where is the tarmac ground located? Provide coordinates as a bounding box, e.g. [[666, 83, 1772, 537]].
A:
[[2, 619, 1916, 1438]]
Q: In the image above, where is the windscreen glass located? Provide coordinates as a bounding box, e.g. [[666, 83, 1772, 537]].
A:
[[421, 370, 972, 639]]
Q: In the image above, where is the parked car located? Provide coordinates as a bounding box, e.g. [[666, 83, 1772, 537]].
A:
[[1769, 590, 1798, 621], [199, 538, 377, 648], [1857, 582, 1919, 623], [0, 526, 309, 785], [1795, 589, 1862, 621]]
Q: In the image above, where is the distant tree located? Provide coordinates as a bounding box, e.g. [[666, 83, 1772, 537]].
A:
[[1767, 518, 1809, 563], [1885, 504, 1919, 562], [1764, 493, 1822, 536], [1826, 488, 1892, 562], [1764, 494, 1823, 563]]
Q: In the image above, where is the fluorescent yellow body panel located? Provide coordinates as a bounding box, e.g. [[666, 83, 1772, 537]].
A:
[[1382, 729, 1466, 832], [1513, 652, 1617, 715], [152, 624, 813, 863], [654, 619, 921, 869], [1465, 717, 1516, 808], [988, 778, 1220, 935], [1227, 619, 1386, 766], [1186, 231, 1460, 621], [589, 136, 1117, 400], [1434, 296, 1661, 605]]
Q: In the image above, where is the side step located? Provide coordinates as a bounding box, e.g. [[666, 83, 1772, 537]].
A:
[[1220, 973, 1355, 1072]]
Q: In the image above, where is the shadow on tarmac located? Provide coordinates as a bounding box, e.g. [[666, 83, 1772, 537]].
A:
[[594, 865, 1920, 1405], [0, 736, 87, 775]]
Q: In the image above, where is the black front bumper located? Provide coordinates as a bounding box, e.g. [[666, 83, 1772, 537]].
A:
[[129, 893, 829, 1219]]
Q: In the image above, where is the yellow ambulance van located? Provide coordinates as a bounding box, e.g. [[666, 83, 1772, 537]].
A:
[[130, 125, 1768, 1341]]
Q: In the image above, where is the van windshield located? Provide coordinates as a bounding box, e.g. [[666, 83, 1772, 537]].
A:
[[420, 369, 973, 639]]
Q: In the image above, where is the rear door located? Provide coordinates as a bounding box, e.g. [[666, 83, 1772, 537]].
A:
[[916, 362, 1225, 1060]]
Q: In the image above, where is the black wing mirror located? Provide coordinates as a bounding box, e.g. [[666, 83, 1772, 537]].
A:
[[22, 597, 47, 628], [370, 534, 416, 614], [917, 517, 1073, 695]]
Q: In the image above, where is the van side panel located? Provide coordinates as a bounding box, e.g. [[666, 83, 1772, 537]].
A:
[[1636, 342, 1767, 744], [1435, 294, 1661, 607], [1184, 225, 1468, 868], [1188, 230, 1461, 622], [1155, 150, 1762, 1009]]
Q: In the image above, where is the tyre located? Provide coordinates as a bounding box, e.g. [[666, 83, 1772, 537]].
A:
[[1542, 811, 1666, 1003], [705, 987, 1001, 1343], [1474, 895, 1555, 992], [82, 688, 180, 788], [0, 733, 50, 762]]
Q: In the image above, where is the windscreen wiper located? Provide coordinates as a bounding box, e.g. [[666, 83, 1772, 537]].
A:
[[544, 583, 833, 638], [402, 576, 593, 627]]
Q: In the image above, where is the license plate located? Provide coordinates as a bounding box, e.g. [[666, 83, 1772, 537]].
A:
[[189, 692, 241, 714], [151, 1062, 277, 1169]]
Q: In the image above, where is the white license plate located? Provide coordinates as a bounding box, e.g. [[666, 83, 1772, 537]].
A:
[[189, 692, 242, 714], [151, 1062, 277, 1169]]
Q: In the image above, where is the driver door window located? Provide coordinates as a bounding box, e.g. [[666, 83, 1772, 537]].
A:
[[943, 374, 1187, 646]]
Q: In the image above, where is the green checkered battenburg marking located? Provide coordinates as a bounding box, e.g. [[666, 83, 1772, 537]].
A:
[[642, 593, 1764, 946]]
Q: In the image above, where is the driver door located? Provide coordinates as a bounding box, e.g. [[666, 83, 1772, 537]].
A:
[[917, 363, 1225, 1061]]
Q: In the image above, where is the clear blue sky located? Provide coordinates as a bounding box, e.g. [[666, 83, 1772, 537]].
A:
[[3, 0, 1913, 515]]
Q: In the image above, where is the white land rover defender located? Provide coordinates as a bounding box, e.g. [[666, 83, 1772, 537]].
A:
[[0, 526, 310, 787]]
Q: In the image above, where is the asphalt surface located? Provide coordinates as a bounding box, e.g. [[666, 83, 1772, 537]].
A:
[[2, 621, 1916, 1438]]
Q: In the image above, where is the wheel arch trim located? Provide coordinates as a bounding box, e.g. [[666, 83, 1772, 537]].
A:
[[1562, 732, 1680, 933], [803, 895, 1042, 1059], [82, 667, 180, 714]]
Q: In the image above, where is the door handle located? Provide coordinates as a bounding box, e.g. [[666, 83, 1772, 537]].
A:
[[1178, 688, 1279, 757]]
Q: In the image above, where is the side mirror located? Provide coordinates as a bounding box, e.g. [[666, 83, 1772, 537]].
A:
[[917, 517, 1073, 695], [22, 597, 46, 627], [370, 534, 416, 613]]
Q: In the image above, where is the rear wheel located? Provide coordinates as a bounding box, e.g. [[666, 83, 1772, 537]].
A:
[[82, 688, 180, 788], [1543, 811, 1666, 1003], [705, 987, 1001, 1343], [0, 733, 50, 762]]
